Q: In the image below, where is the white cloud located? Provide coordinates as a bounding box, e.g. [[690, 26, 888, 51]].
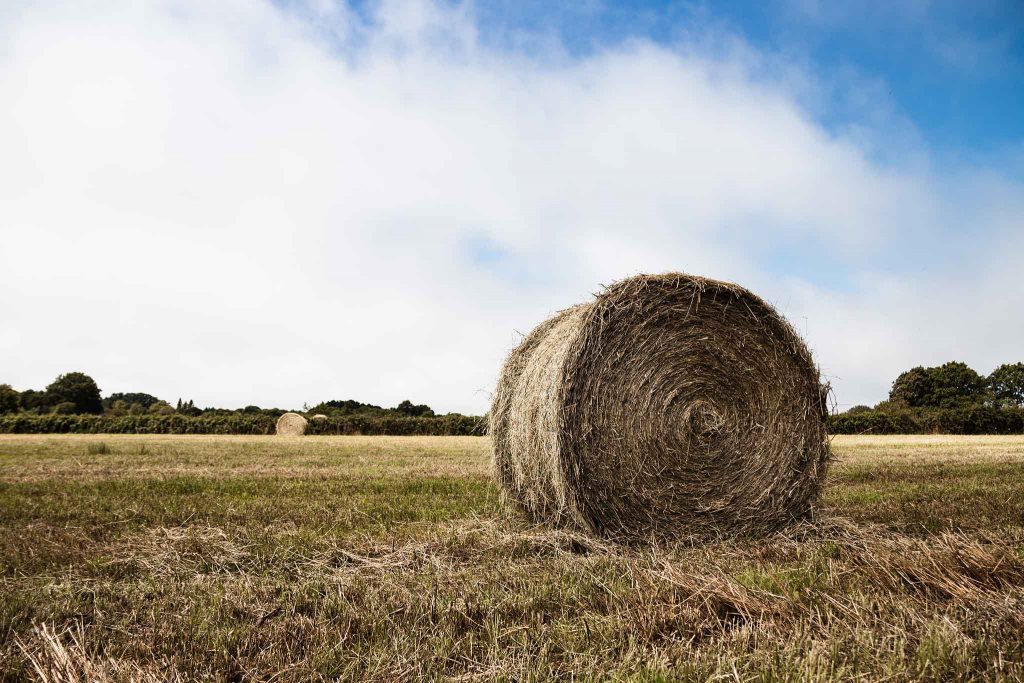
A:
[[0, 0, 1020, 413]]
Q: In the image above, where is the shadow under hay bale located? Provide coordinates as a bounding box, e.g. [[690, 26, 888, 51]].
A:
[[490, 272, 831, 542], [275, 412, 308, 436]]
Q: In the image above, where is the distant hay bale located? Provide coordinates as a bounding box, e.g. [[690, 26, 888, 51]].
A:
[[490, 273, 830, 541], [310, 414, 328, 422], [275, 412, 308, 436]]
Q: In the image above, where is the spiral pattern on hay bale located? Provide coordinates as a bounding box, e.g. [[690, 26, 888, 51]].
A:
[[275, 412, 308, 436], [490, 273, 830, 541]]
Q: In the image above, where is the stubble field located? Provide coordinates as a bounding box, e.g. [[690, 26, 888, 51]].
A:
[[1, 434, 1023, 681]]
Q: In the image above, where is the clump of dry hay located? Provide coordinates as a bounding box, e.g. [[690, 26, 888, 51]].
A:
[[490, 272, 830, 542], [275, 412, 308, 436]]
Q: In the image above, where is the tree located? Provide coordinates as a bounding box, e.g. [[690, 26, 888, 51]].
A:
[[45, 372, 102, 414], [395, 400, 435, 417], [176, 398, 202, 417], [18, 389, 52, 413], [148, 400, 175, 415], [103, 392, 160, 411], [0, 384, 19, 414], [107, 399, 130, 416], [52, 401, 77, 414], [928, 361, 987, 408], [889, 362, 987, 409], [989, 363, 1024, 408], [846, 405, 871, 415], [308, 399, 386, 416], [889, 367, 933, 407]]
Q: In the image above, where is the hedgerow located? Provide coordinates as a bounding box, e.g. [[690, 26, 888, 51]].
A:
[[305, 414, 484, 436], [0, 414, 277, 434], [6, 410, 1020, 436], [828, 406, 1024, 435], [0, 413, 485, 436]]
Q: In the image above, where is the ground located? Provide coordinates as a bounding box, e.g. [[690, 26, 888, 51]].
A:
[[1, 434, 1022, 681]]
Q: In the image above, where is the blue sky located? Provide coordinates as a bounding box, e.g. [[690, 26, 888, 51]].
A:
[[466, 0, 1024, 161], [2, 0, 1022, 413], [457, 0, 1024, 328]]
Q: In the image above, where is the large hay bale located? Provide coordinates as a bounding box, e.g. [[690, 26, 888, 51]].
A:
[[275, 412, 308, 436], [490, 273, 830, 541]]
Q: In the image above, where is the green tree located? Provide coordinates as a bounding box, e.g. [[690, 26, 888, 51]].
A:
[[309, 399, 386, 416], [889, 367, 933, 407], [45, 372, 102, 414], [103, 392, 160, 411], [107, 399, 130, 416], [929, 361, 987, 408], [176, 399, 202, 417], [52, 401, 77, 415], [989, 363, 1024, 408], [395, 400, 435, 417], [17, 389, 52, 413], [889, 362, 987, 409], [148, 400, 175, 415], [0, 384, 19, 414]]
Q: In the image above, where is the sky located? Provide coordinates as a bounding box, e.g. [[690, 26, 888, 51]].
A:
[[1, 0, 1022, 415]]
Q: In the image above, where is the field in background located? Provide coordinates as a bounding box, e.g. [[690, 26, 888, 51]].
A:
[[1, 435, 1022, 680]]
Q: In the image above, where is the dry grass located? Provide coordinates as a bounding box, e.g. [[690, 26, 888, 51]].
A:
[[16, 623, 178, 683], [1, 434, 1023, 681], [0, 434, 489, 483], [491, 273, 830, 540]]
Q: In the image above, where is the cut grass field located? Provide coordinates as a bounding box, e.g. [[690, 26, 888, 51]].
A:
[[1, 434, 1022, 681]]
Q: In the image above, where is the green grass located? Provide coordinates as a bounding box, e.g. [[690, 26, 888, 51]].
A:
[[1, 434, 1022, 681]]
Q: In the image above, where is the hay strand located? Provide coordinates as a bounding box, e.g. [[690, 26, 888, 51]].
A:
[[490, 272, 830, 541]]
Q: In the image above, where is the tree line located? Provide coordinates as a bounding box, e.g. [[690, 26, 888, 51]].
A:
[[830, 361, 1024, 434], [0, 374, 456, 421]]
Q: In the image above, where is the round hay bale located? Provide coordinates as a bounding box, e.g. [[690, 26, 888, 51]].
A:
[[275, 412, 308, 436], [490, 273, 830, 541], [310, 414, 328, 422]]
